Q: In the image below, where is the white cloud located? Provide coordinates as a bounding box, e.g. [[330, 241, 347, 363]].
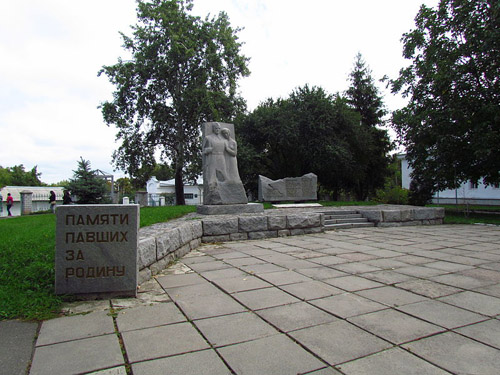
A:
[[0, 0, 437, 184]]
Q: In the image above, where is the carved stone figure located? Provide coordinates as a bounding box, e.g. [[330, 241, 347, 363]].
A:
[[202, 122, 247, 205]]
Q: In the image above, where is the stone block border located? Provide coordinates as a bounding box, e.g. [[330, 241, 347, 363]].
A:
[[355, 205, 445, 227], [136, 205, 444, 284]]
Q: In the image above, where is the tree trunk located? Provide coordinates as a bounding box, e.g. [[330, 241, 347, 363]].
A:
[[175, 165, 185, 205]]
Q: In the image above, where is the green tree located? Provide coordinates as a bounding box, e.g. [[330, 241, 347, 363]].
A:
[[236, 85, 370, 199], [67, 158, 109, 204], [99, 0, 249, 205], [0, 165, 44, 187], [345, 53, 392, 200], [390, 0, 500, 192]]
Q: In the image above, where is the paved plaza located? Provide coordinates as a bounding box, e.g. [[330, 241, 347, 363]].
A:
[[10, 224, 500, 374]]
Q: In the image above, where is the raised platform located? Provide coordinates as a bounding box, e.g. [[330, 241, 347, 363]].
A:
[[273, 203, 322, 208], [196, 203, 264, 215]]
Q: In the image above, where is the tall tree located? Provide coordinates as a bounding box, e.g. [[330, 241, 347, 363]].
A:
[[345, 53, 392, 200], [390, 0, 500, 191], [99, 0, 249, 205], [67, 158, 109, 204], [236, 85, 369, 199]]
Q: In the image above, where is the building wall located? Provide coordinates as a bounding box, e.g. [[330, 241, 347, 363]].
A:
[[398, 154, 500, 205], [0, 186, 65, 217], [146, 177, 203, 206]]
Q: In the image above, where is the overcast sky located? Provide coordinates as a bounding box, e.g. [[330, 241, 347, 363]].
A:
[[0, 0, 439, 184]]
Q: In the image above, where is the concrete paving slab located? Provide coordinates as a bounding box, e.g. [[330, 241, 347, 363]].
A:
[[438, 290, 500, 316], [295, 266, 348, 280], [187, 260, 232, 272], [87, 366, 127, 375], [30, 334, 123, 375], [218, 334, 325, 375], [322, 275, 384, 292], [300, 368, 343, 375], [423, 260, 475, 272], [279, 259, 323, 270], [167, 283, 247, 319], [356, 286, 428, 307], [256, 302, 338, 332], [132, 349, 231, 375], [332, 262, 382, 274], [156, 272, 205, 289], [36, 310, 115, 346], [459, 268, 500, 283], [240, 262, 287, 274], [394, 254, 435, 265], [121, 322, 209, 363], [0, 320, 38, 375], [363, 258, 410, 270], [309, 255, 350, 266], [394, 279, 463, 298], [347, 309, 444, 344], [336, 252, 379, 261], [222, 256, 267, 267], [429, 273, 497, 289], [310, 293, 388, 318], [232, 287, 301, 310], [257, 270, 313, 286], [402, 331, 500, 375], [337, 347, 449, 375], [211, 274, 272, 293], [395, 265, 448, 278], [454, 319, 500, 349], [193, 311, 278, 347], [290, 320, 392, 365], [397, 299, 487, 329], [115, 302, 186, 332], [199, 267, 248, 281], [360, 270, 414, 285], [472, 282, 500, 298], [280, 280, 343, 300]]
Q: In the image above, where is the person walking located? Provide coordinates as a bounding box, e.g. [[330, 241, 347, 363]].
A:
[[6, 193, 13, 216], [49, 191, 56, 213]]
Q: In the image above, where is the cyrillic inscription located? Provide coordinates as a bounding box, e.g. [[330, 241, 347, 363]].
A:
[[55, 205, 138, 296]]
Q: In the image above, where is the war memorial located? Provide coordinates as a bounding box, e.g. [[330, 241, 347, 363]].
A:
[[22, 122, 499, 374]]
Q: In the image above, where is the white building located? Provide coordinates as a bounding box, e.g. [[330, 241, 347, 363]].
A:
[[0, 186, 66, 217], [398, 154, 500, 205], [146, 176, 203, 206]]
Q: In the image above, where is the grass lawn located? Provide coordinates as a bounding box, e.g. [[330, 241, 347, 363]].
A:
[[1, 201, 498, 320], [0, 205, 196, 321], [429, 204, 500, 225]]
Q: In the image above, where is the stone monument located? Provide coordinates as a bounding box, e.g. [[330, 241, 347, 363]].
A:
[[197, 122, 263, 214], [258, 173, 318, 202], [55, 204, 139, 296]]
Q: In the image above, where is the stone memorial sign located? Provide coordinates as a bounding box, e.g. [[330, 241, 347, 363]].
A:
[[55, 204, 139, 296], [258, 173, 318, 202]]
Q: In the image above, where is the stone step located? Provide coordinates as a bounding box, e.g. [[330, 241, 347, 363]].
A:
[[324, 213, 363, 220], [324, 222, 375, 230], [320, 210, 358, 216], [324, 217, 369, 225]]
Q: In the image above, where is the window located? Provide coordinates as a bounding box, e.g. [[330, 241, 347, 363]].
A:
[[184, 193, 194, 199]]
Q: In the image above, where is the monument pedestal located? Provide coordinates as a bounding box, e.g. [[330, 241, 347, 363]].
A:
[[197, 203, 264, 215]]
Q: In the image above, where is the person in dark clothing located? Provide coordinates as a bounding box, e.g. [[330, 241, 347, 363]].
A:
[[49, 191, 56, 213], [63, 190, 72, 205]]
